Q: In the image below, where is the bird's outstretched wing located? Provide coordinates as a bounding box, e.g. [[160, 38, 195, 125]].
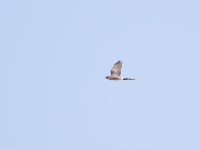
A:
[[110, 60, 123, 76]]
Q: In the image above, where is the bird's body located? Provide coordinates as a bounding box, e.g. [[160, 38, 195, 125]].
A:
[[105, 60, 135, 80], [105, 75, 123, 80]]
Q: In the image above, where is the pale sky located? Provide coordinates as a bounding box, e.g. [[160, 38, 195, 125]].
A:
[[1, 0, 200, 150]]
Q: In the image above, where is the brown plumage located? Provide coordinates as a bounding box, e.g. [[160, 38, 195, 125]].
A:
[[105, 60, 135, 80]]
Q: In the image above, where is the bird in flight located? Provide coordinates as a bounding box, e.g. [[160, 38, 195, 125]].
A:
[[105, 60, 135, 80]]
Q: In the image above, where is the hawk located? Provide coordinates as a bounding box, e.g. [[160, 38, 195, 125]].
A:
[[105, 60, 135, 80]]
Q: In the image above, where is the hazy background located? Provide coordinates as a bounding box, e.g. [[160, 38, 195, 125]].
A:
[[1, 0, 200, 150]]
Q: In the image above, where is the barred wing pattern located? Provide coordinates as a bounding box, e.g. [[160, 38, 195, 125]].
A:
[[111, 60, 122, 77]]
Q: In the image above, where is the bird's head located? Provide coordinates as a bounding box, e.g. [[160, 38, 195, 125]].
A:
[[105, 76, 110, 79]]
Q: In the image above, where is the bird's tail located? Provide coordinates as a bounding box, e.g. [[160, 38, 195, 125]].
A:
[[123, 78, 135, 80]]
